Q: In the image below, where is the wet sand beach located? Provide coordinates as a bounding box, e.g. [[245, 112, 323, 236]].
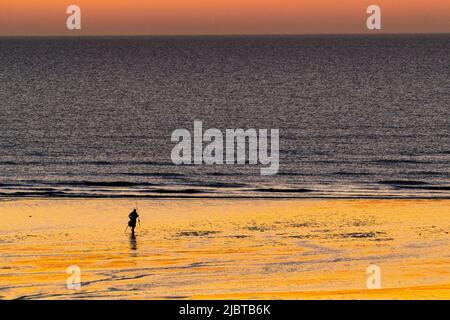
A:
[[0, 199, 449, 299]]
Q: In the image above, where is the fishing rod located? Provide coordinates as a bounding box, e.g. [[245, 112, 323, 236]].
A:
[[136, 201, 141, 228]]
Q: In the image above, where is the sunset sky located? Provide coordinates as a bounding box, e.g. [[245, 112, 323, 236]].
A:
[[0, 0, 449, 36]]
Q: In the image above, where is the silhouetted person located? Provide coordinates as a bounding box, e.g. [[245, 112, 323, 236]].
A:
[[128, 209, 139, 235]]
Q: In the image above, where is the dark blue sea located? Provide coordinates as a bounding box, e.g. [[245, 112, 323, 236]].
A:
[[0, 35, 449, 198]]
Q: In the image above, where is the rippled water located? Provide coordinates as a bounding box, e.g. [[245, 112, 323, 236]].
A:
[[0, 35, 449, 198]]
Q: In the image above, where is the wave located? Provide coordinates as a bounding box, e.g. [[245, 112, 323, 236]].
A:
[[0, 190, 210, 198], [56, 181, 158, 187], [0, 160, 174, 166], [371, 159, 433, 165], [205, 172, 248, 177], [1, 179, 450, 199], [410, 171, 450, 177], [276, 172, 313, 176], [377, 180, 450, 191], [184, 182, 247, 188], [252, 188, 314, 193], [393, 186, 450, 191], [334, 171, 373, 176], [140, 188, 209, 194], [114, 172, 185, 178], [0, 181, 158, 189], [378, 180, 429, 186]]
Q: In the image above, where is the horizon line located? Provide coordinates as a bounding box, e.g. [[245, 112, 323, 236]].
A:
[[1, 31, 450, 39]]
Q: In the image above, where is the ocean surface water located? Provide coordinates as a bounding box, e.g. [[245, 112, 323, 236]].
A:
[[0, 35, 449, 198]]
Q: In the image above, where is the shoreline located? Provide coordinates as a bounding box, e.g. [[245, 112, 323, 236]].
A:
[[0, 191, 450, 201], [2, 195, 450, 200]]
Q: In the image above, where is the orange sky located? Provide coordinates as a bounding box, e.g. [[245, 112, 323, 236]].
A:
[[0, 0, 449, 36]]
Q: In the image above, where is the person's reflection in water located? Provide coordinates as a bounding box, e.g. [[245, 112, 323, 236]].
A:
[[129, 233, 138, 255]]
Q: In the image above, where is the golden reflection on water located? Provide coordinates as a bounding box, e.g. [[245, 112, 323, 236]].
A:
[[0, 199, 449, 299]]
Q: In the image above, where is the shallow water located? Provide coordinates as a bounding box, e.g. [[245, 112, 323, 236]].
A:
[[0, 199, 449, 299]]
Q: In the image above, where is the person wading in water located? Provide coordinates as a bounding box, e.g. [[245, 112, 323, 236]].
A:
[[127, 209, 140, 235]]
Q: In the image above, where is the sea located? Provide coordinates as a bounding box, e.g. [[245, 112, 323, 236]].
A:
[[0, 34, 449, 198]]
